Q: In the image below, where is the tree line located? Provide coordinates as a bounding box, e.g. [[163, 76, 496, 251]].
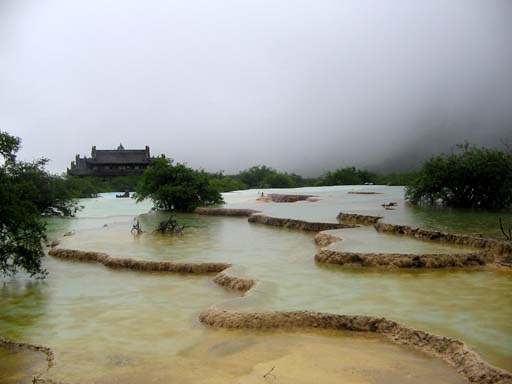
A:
[[1, 129, 511, 278], [65, 164, 417, 198]]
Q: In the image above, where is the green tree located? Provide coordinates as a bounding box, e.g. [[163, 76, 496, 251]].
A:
[[0, 170, 47, 277], [405, 144, 512, 208], [12, 160, 79, 216], [261, 172, 295, 188], [237, 165, 275, 188], [208, 172, 247, 193], [236, 165, 303, 189], [0, 131, 78, 278], [135, 158, 223, 211], [62, 175, 143, 198], [376, 171, 416, 186], [319, 167, 377, 186], [62, 176, 99, 198], [0, 131, 20, 161]]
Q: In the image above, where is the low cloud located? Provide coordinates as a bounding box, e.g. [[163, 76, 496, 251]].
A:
[[1, 0, 511, 175]]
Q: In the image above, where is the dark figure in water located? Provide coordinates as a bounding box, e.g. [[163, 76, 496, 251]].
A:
[[381, 202, 398, 210], [131, 218, 143, 235], [116, 191, 130, 198]]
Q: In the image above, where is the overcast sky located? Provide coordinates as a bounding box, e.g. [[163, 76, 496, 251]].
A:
[[1, 0, 511, 175]]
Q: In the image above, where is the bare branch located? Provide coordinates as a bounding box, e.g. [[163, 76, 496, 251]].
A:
[[263, 366, 276, 380], [499, 217, 511, 241]]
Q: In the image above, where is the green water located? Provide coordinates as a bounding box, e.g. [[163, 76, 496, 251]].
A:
[[1, 188, 510, 383], [227, 185, 512, 238]]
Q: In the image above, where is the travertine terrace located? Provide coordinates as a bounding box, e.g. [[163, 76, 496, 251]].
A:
[[4, 194, 511, 384]]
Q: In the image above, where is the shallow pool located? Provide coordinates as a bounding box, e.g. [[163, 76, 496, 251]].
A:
[[1, 188, 510, 382]]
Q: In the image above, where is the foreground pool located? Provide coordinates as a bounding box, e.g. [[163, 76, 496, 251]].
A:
[[1, 187, 510, 383]]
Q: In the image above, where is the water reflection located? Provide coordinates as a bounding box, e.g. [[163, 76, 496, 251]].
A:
[[1, 279, 48, 340]]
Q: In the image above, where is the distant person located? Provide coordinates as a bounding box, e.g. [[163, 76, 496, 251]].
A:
[[131, 218, 143, 235]]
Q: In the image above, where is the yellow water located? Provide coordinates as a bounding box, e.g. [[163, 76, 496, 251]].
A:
[[0, 348, 47, 384], [1, 188, 511, 382]]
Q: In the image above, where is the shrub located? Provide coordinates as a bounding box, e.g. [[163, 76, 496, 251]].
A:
[[236, 165, 304, 189], [0, 130, 78, 278], [135, 158, 223, 211], [63, 175, 142, 198], [208, 173, 247, 192], [405, 144, 512, 209], [319, 167, 377, 186]]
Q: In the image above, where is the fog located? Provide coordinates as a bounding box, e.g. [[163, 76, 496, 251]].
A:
[[1, 0, 511, 176]]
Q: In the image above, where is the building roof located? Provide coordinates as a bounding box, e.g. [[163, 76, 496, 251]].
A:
[[89, 149, 150, 164]]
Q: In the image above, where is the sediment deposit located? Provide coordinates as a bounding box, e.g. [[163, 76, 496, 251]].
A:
[[0, 337, 62, 383], [314, 232, 343, 247], [33, 379, 69, 384], [374, 223, 512, 261], [213, 270, 255, 292], [248, 214, 356, 231], [258, 193, 315, 203], [347, 191, 383, 195], [337, 212, 383, 225], [48, 248, 230, 273], [0, 337, 54, 367], [11, 205, 509, 384], [199, 307, 511, 384], [194, 207, 260, 216], [315, 249, 493, 268]]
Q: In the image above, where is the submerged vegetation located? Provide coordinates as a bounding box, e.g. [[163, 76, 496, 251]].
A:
[[498, 218, 512, 241], [154, 215, 185, 235]]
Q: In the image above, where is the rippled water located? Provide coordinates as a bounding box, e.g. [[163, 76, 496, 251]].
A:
[[1, 187, 511, 382]]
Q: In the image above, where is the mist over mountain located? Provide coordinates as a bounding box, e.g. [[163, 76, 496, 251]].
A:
[[365, 121, 512, 174], [1, 0, 511, 176]]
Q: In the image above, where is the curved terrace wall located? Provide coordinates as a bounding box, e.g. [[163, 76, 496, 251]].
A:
[[347, 191, 383, 195], [337, 212, 383, 225], [194, 207, 260, 217], [374, 222, 512, 262], [258, 193, 315, 203], [0, 336, 58, 384], [315, 249, 493, 268], [0, 337, 54, 367], [213, 270, 256, 292], [248, 214, 356, 231], [199, 307, 512, 384], [48, 248, 230, 273], [9, 207, 511, 384]]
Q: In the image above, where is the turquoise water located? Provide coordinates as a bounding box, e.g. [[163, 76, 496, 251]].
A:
[[224, 186, 512, 238], [1, 188, 510, 382]]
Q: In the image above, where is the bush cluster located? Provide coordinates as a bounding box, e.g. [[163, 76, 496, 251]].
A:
[[0, 131, 78, 278], [406, 144, 512, 209]]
